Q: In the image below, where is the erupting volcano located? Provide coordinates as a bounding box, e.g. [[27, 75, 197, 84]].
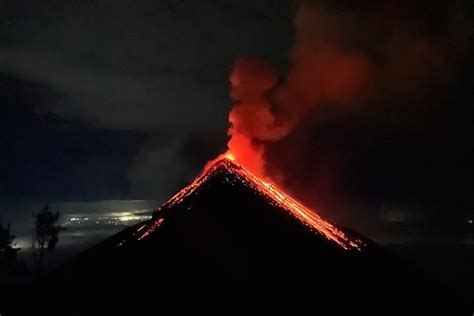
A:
[[44, 51, 452, 313], [47, 148, 445, 310], [133, 157, 365, 251], [39, 16, 461, 310]]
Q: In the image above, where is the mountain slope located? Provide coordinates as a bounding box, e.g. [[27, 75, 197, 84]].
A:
[[118, 158, 366, 250]]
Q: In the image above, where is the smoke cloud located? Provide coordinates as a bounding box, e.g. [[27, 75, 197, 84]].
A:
[[226, 0, 473, 225]]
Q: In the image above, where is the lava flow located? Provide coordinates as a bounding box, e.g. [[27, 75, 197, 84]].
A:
[[137, 156, 365, 251]]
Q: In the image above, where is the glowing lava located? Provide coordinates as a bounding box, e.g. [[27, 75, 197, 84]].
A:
[[224, 152, 235, 161], [135, 157, 365, 251]]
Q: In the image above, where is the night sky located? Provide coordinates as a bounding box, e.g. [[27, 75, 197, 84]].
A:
[[1, 0, 292, 203], [1, 0, 473, 227]]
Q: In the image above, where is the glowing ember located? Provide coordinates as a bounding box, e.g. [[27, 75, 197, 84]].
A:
[[135, 157, 365, 251], [136, 218, 163, 241]]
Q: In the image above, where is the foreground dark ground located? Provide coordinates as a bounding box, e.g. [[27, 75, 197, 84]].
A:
[[2, 161, 472, 314]]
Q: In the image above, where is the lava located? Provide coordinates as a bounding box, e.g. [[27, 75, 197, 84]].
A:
[[135, 156, 365, 251]]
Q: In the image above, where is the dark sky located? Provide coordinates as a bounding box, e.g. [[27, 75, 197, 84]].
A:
[[0, 0, 473, 225], [0, 0, 292, 202]]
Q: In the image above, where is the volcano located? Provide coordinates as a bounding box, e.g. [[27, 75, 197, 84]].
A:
[[40, 158, 454, 312], [121, 157, 366, 251]]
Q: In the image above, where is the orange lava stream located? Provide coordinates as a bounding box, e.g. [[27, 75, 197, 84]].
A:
[[152, 156, 364, 251]]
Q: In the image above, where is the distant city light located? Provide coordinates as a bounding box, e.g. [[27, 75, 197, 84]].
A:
[[119, 215, 141, 222], [67, 212, 151, 226]]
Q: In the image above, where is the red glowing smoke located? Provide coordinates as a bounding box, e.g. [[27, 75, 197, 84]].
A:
[[224, 58, 290, 178], [211, 0, 469, 187], [222, 3, 373, 178]]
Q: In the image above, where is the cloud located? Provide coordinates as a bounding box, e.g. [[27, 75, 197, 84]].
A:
[[0, 0, 292, 134], [0, 0, 292, 200], [129, 140, 193, 200], [0, 46, 227, 133]]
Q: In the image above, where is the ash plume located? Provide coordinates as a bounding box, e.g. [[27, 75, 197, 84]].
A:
[[226, 0, 473, 224]]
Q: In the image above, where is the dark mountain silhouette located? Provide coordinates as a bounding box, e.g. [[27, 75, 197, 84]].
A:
[[10, 159, 464, 314]]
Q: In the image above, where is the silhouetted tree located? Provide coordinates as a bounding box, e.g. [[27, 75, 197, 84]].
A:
[[33, 205, 64, 274], [0, 223, 20, 266]]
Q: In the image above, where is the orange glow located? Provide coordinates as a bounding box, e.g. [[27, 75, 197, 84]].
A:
[[224, 152, 235, 161], [226, 134, 265, 178], [204, 134, 265, 179], [140, 157, 365, 251]]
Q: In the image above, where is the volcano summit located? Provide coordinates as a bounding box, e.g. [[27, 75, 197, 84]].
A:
[[126, 157, 366, 250]]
